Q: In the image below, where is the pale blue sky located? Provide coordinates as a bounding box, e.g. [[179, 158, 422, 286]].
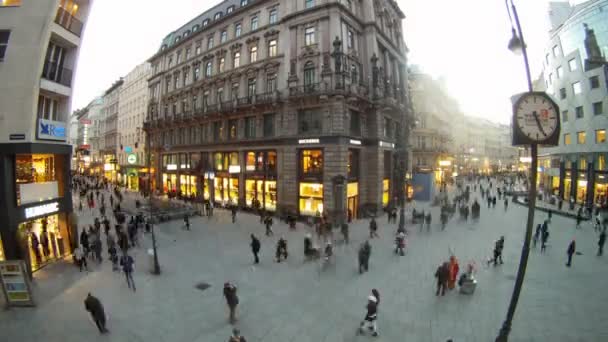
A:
[[72, 0, 569, 124]]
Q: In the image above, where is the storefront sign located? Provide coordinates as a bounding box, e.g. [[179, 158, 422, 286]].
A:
[[246, 165, 256, 171], [9, 134, 25, 140], [298, 138, 320, 144], [166, 164, 177, 170], [80, 119, 91, 125], [349, 139, 362, 145], [124, 146, 133, 153], [24, 202, 59, 219], [0, 261, 35, 307], [19, 181, 59, 205], [78, 144, 90, 150], [104, 163, 114, 171], [439, 160, 452, 167], [379, 141, 395, 148], [127, 154, 137, 164], [229, 165, 241, 174], [37, 119, 66, 141]]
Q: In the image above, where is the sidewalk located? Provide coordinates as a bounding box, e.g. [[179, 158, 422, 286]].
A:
[[513, 196, 592, 221]]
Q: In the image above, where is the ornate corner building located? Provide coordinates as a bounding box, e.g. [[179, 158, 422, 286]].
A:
[[0, 0, 93, 272], [144, 0, 411, 218]]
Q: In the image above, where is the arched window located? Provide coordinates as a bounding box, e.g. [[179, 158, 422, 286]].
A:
[[304, 61, 315, 89], [205, 62, 212, 77]]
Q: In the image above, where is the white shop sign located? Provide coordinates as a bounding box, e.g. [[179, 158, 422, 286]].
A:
[[24, 202, 59, 219], [19, 181, 59, 205]]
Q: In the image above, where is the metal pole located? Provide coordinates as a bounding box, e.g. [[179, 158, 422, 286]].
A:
[[146, 128, 161, 275], [496, 1, 536, 340]]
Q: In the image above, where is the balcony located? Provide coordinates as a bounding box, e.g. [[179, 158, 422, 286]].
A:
[[41, 60, 73, 87], [54, 7, 83, 37], [289, 83, 322, 97]]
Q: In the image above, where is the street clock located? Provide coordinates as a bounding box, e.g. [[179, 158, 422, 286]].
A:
[[512, 92, 560, 146]]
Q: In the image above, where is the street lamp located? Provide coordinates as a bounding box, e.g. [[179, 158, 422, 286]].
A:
[[496, 0, 537, 340], [145, 125, 161, 275]]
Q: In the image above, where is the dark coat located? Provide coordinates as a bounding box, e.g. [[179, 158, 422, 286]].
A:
[[84, 294, 106, 321], [251, 237, 261, 253], [599, 232, 606, 246], [567, 241, 576, 255], [223, 284, 239, 307], [365, 301, 378, 321], [120, 255, 134, 273], [435, 264, 449, 283]]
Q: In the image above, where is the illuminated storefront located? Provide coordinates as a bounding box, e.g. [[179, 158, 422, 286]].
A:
[[180, 175, 197, 197], [576, 173, 587, 204], [214, 177, 239, 205], [0, 235, 5, 261], [595, 174, 607, 207], [202, 173, 213, 200], [17, 213, 71, 272], [347, 182, 359, 219], [244, 151, 278, 211], [382, 179, 390, 207], [347, 149, 360, 219], [162, 173, 177, 193], [299, 149, 324, 215], [563, 171, 572, 200]]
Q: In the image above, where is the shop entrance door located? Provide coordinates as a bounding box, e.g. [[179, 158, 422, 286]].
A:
[[347, 196, 358, 221]]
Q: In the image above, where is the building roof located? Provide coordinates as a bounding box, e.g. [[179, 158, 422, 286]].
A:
[[158, 0, 243, 53]]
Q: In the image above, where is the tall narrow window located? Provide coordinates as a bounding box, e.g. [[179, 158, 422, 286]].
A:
[[248, 78, 257, 99], [220, 30, 228, 43], [269, 9, 278, 24], [251, 16, 259, 31], [245, 116, 256, 138], [347, 30, 354, 48], [217, 87, 224, 103], [268, 39, 277, 57], [263, 114, 275, 137], [266, 74, 277, 92], [250, 46, 258, 62], [232, 82, 240, 99], [219, 57, 225, 73], [194, 65, 200, 81], [207, 37, 214, 50], [572, 81, 581, 95], [205, 62, 212, 77], [305, 27, 315, 46], [304, 62, 315, 88], [233, 52, 241, 68], [305, 0, 315, 9], [235, 23, 242, 37]]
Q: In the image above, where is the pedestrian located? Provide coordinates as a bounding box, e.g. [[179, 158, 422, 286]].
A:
[[119, 252, 136, 291], [493, 236, 504, 265], [369, 217, 378, 238], [548, 209, 553, 223], [541, 229, 550, 253], [184, 214, 190, 231], [223, 282, 239, 324], [358, 240, 371, 274], [595, 212, 602, 232], [108, 245, 119, 271], [84, 293, 108, 334], [566, 239, 576, 267], [425, 213, 432, 231], [231, 206, 237, 223], [250, 234, 261, 264], [264, 215, 274, 236], [576, 207, 583, 228], [357, 295, 379, 337], [93, 238, 103, 264], [74, 246, 88, 272], [533, 224, 541, 248], [80, 229, 90, 258], [275, 236, 288, 262], [598, 230, 606, 256], [341, 223, 349, 244], [447, 255, 459, 290], [228, 328, 247, 342], [435, 262, 449, 296]]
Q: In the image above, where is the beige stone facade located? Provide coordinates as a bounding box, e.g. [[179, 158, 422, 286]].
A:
[[144, 0, 410, 218]]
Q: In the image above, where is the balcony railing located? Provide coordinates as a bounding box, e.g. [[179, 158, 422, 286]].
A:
[[42, 60, 73, 87], [54, 7, 83, 37], [289, 83, 322, 96]]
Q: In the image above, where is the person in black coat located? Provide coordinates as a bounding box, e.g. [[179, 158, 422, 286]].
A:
[[84, 293, 108, 333], [223, 282, 239, 324], [250, 234, 261, 264], [566, 239, 576, 267], [358, 241, 371, 274], [275, 236, 288, 262], [80, 230, 89, 256], [598, 230, 606, 256], [357, 295, 379, 336]]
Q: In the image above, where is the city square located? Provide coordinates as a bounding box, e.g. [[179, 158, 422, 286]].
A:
[[1, 189, 607, 341]]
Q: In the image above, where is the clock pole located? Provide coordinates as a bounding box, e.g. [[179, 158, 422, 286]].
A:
[[497, 0, 538, 340]]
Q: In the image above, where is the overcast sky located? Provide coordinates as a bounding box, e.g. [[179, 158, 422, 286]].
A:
[[72, 0, 568, 124]]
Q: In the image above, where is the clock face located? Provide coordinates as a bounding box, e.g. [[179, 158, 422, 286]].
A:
[[514, 93, 559, 142]]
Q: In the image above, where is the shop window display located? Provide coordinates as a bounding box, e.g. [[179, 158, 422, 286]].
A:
[[382, 179, 390, 206], [18, 214, 69, 272], [15, 154, 64, 205], [301, 150, 323, 175], [299, 182, 323, 216], [0, 235, 5, 261]]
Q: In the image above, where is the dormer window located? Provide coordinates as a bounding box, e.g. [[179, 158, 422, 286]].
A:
[[227, 5, 235, 13], [193, 25, 200, 32], [241, 0, 248, 7], [175, 36, 181, 43], [183, 30, 190, 38], [203, 19, 210, 26], [214, 12, 222, 20]]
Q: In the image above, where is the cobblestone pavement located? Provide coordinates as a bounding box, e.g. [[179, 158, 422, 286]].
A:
[[1, 190, 607, 342]]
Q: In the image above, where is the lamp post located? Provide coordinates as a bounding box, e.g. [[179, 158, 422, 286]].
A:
[[496, 0, 536, 340], [145, 126, 161, 275]]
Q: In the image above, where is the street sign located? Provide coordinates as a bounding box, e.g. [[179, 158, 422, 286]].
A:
[[0, 260, 35, 307], [127, 154, 137, 164]]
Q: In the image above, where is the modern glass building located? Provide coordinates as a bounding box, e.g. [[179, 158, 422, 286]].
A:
[[540, 0, 608, 209]]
